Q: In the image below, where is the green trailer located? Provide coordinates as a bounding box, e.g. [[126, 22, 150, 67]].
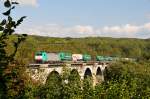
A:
[[96, 56, 105, 61], [96, 55, 113, 61], [83, 54, 91, 61], [59, 52, 72, 61], [104, 56, 113, 61]]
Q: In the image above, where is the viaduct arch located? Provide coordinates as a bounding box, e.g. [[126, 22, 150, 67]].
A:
[[28, 62, 108, 85]]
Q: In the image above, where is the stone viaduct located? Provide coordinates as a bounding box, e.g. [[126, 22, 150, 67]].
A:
[[27, 62, 109, 85]]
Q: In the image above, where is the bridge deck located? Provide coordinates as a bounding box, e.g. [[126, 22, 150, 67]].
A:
[[28, 61, 111, 68]]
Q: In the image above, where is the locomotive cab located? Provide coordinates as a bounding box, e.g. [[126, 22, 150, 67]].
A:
[[35, 51, 48, 63]]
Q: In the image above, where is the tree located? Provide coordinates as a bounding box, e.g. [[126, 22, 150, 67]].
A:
[[39, 71, 62, 99], [82, 77, 93, 99], [67, 69, 82, 99], [0, 0, 27, 98]]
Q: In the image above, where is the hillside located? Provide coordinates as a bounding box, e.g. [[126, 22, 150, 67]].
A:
[[6, 35, 150, 64]]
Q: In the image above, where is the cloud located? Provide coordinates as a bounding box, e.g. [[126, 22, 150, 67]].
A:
[[16, 22, 150, 38], [17, 24, 95, 37], [72, 25, 94, 34], [14, 0, 38, 7], [102, 24, 140, 33], [144, 23, 150, 31], [101, 24, 142, 38]]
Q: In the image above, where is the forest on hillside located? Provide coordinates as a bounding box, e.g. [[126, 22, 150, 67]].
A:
[[11, 35, 150, 64]]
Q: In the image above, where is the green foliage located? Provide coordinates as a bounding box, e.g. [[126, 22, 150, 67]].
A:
[[101, 61, 150, 99], [0, 0, 27, 98], [68, 70, 82, 98], [39, 71, 62, 99], [61, 69, 82, 99], [82, 77, 94, 99], [10, 35, 150, 65], [36, 67, 81, 99]]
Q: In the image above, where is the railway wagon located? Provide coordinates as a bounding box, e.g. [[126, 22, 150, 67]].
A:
[[47, 53, 60, 61], [96, 56, 113, 61], [59, 52, 72, 61], [83, 54, 91, 61], [72, 54, 92, 61], [72, 54, 83, 61], [34, 51, 72, 63]]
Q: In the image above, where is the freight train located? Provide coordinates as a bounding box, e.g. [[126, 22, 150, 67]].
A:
[[34, 51, 114, 63]]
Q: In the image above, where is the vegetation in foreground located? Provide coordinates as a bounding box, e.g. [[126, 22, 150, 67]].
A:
[[19, 61, 150, 99]]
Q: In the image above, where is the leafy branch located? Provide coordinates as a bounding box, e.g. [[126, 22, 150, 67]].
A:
[[0, 0, 27, 61], [0, 0, 27, 98]]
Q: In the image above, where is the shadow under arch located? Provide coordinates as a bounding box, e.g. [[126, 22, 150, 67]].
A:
[[46, 71, 62, 84], [83, 68, 93, 89], [96, 67, 103, 83], [103, 67, 109, 81], [96, 67, 102, 75], [84, 68, 92, 79]]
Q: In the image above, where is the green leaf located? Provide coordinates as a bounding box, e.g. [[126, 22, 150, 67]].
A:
[[22, 34, 27, 37], [11, 21, 16, 27], [21, 37, 26, 41], [15, 16, 27, 26], [0, 26, 4, 31], [0, 19, 6, 25], [4, 0, 11, 8], [12, 2, 19, 5], [3, 9, 11, 16], [8, 29, 15, 35], [11, 6, 15, 9], [3, 29, 9, 33], [8, 16, 12, 22]]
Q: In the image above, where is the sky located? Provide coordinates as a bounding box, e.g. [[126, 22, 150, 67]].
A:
[[0, 0, 150, 38]]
